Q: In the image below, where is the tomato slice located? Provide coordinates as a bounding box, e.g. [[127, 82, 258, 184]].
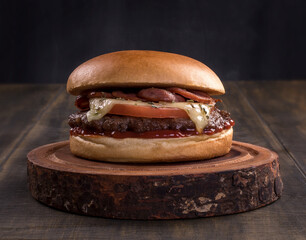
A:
[[108, 104, 189, 118]]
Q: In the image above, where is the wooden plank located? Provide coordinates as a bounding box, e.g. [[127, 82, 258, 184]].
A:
[[0, 83, 305, 239], [235, 80, 306, 176], [0, 84, 63, 167]]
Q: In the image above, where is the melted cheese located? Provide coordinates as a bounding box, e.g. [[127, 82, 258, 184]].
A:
[[87, 98, 212, 133]]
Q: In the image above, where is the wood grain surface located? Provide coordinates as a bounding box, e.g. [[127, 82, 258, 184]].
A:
[[0, 81, 305, 239]]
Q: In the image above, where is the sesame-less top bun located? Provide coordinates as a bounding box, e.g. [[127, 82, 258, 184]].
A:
[[67, 50, 225, 96]]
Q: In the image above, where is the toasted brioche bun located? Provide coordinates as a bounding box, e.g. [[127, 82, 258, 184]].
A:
[[67, 50, 224, 96], [69, 128, 233, 163]]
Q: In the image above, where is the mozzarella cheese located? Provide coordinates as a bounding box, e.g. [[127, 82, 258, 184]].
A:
[[87, 98, 212, 133]]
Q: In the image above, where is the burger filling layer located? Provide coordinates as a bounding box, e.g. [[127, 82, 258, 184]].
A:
[[68, 88, 234, 138], [69, 105, 234, 138]]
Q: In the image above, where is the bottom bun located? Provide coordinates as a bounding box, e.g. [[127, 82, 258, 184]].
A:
[[69, 128, 233, 163]]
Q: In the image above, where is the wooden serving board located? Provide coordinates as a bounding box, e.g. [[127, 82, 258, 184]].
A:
[[27, 141, 283, 219]]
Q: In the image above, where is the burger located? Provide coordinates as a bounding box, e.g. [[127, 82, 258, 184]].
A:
[[67, 50, 234, 163]]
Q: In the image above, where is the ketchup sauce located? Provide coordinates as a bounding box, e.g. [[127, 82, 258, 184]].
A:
[[70, 119, 234, 139]]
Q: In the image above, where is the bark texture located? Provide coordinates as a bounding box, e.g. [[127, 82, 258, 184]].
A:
[[27, 141, 283, 219]]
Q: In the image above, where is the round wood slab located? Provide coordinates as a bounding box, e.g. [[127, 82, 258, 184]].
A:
[[27, 141, 283, 219]]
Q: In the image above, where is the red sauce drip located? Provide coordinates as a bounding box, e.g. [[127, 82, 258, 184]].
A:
[[71, 128, 198, 138], [70, 119, 235, 139]]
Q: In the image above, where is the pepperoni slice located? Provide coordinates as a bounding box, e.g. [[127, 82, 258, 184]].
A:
[[75, 95, 89, 110], [138, 88, 179, 102], [87, 91, 113, 98], [167, 87, 213, 104], [173, 94, 186, 102], [112, 91, 142, 101]]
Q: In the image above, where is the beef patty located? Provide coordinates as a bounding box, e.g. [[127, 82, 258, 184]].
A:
[[68, 107, 233, 134]]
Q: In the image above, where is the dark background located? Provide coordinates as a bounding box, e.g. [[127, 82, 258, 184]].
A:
[[1, 0, 305, 83]]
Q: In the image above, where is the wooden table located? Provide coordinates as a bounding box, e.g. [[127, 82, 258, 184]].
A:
[[0, 81, 305, 239]]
